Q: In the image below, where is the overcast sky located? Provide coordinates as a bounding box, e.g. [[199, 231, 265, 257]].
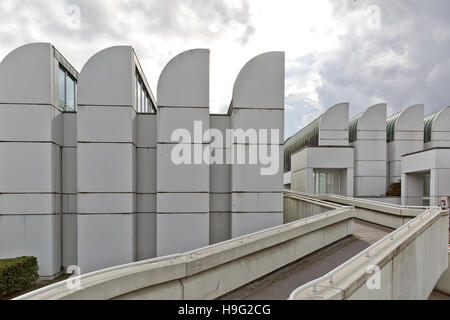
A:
[[1, 0, 449, 138]]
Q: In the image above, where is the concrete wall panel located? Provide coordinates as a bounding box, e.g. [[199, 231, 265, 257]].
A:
[[77, 106, 136, 143], [156, 214, 209, 256], [77, 214, 136, 273], [157, 49, 209, 108], [0, 215, 61, 278], [231, 212, 283, 238], [0, 43, 53, 105], [77, 46, 134, 107], [77, 143, 135, 192]]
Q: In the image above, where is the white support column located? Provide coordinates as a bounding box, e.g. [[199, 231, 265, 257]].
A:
[[351, 104, 387, 197], [0, 43, 66, 279], [230, 52, 285, 238], [136, 113, 157, 260], [76, 46, 137, 273], [401, 173, 423, 206], [62, 112, 78, 268], [156, 49, 210, 256], [387, 104, 424, 185], [209, 115, 231, 244]]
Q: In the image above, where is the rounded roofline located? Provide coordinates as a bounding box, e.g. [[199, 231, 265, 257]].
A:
[[358, 103, 387, 130], [425, 106, 450, 142], [320, 103, 349, 130], [232, 51, 285, 109], [78, 46, 135, 106], [0, 42, 53, 104], [157, 49, 209, 108], [0, 42, 52, 65], [79, 45, 132, 75], [397, 104, 424, 123]]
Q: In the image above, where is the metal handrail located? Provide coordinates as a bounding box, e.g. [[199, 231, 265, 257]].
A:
[[288, 207, 440, 300], [284, 189, 435, 210], [325, 193, 434, 210], [284, 193, 343, 209]]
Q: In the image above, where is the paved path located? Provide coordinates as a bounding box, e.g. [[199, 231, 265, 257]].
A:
[[219, 220, 392, 300]]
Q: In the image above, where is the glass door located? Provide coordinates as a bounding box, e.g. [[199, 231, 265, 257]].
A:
[[314, 169, 341, 195]]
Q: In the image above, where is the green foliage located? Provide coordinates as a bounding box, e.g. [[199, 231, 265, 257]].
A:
[[0, 256, 39, 296]]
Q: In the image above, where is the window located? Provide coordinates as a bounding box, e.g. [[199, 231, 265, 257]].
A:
[[58, 65, 77, 111], [314, 169, 341, 195], [135, 70, 155, 113]]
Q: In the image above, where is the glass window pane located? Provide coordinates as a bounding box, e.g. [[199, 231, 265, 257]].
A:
[[141, 87, 145, 113], [326, 171, 333, 194], [333, 170, 340, 195], [138, 81, 142, 112], [66, 76, 75, 111], [423, 173, 430, 197], [135, 74, 139, 110], [58, 67, 66, 109]]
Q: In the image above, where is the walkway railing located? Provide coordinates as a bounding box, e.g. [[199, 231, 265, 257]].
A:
[[288, 207, 448, 300]]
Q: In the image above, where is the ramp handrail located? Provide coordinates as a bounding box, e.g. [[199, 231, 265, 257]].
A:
[[288, 207, 444, 300]]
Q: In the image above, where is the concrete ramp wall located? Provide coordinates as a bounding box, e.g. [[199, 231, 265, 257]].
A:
[[15, 207, 355, 300], [436, 249, 450, 295], [289, 208, 449, 300], [283, 191, 343, 223]]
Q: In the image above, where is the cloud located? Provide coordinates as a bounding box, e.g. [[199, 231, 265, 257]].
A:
[[317, 0, 450, 117], [1, 0, 450, 133], [0, 0, 255, 109]]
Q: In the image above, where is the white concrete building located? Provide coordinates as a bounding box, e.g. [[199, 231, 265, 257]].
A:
[[424, 106, 450, 149], [402, 148, 450, 207], [286, 103, 354, 196], [386, 104, 424, 185], [402, 107, 450, 207], [0, 43, 78, 279], [349, 104, 387, 197], [286, 103, 450, 208], [0, 43, 285, 277]]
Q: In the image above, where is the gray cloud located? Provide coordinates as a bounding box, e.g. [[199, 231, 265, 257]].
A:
[[1, 0, 449, 137], [0, 0, 254, 68], [318, 0, 450, 117]]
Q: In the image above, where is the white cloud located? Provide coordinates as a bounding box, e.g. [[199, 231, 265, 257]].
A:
[[1, 0, 450, 138]]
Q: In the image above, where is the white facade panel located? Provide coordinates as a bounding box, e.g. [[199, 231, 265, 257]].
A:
[[157, 193, 209, 213], [77, 193, 135, 214], [0, 104, 62, 143], [157, 107, 210, 143], [136, 212, 156, 260], [0, 193, 59, 215], [0, 215, 61, 278], [156, 144, 209, 192], [231, 212, 283, 238], [77, 214, 136, 273], [136, 193, 156, 213], [231, 192, 283, 213], [77, 143, 135, 192], [0, 142, 60, 193], [136, 148, 157, 193], [209, 212, 231, 245], [77, 106, 136, 143], [156, 214, 209, 256], [209, 193, 231, 212]]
